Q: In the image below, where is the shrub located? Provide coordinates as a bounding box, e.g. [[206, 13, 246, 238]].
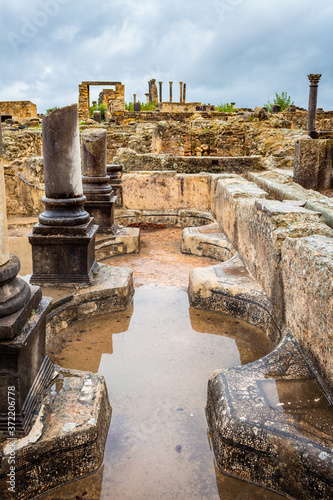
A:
[[264, 92, 294, 112], [46, 106, 59, 114], [215, 103, 236, 112]]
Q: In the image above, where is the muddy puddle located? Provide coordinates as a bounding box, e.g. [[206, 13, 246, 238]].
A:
[[32, 227, 282, 499]]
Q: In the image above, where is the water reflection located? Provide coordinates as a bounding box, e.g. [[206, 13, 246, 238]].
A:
[[45, 286, 283, 499]]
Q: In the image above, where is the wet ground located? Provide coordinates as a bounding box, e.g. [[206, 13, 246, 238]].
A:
[[8, 222, 284, 499]]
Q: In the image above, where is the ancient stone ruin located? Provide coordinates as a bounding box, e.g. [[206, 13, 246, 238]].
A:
[[0, 74, 332, 499]]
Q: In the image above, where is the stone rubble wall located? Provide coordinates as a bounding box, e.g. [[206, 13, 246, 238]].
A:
[[0, 101, 37, 121]]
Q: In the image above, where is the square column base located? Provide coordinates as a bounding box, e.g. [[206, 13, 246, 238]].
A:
[[29, 221, 99, 284]]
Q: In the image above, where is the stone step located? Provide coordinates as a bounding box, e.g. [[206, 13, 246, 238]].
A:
[[188, 254, 278, 341], [206, 332, 333, 500], [181, 223, 235, 261]]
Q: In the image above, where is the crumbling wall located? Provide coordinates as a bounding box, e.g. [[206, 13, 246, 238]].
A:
[[0, 101, 37, 121]]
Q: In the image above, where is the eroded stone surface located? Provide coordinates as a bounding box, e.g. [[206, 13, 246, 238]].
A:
[[44, 263, 134, 342], [181, 223, 235, 261], [206, 333, 333, 500], [95, 227, 140, 260], [282, 234, 333, 394], [0, 367, 111, 499]]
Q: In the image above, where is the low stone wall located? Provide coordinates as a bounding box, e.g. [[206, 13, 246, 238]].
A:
[[122, 172, 212, 210], [211, 174, 333, 392], [114, 149, 262, 174]]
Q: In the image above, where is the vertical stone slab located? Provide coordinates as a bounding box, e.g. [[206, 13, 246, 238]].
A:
[[0, 114, 9, 266], [169, 81, 173, 103], [183, 83, 186, 103]]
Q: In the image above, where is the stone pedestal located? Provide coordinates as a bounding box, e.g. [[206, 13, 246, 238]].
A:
[[82, 129, 117, 233], [29, 104, 98, 284]]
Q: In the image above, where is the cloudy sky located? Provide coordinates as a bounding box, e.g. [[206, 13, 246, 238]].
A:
[[0, 0, 332, 113]]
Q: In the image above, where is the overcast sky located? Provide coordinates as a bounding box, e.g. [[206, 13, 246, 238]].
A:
[[1, 0, 332, 113]]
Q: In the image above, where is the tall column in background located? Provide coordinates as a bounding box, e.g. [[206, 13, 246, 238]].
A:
[[307, 74, 321, 138], [183, 83, 186, 103], [159, 82, 163, 103], [169, 82, 173, 103], [179, 82, 183, 103], [29, 104, 98, 284]]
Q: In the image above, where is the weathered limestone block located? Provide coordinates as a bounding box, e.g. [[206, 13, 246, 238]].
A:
[[206, 332, 333, 500], [122, 172, 212, 211], [0, 368, 111, 499], [282, 234, 333, 394], [213, 176, 268, 246], [214, 177, 333, 325], [236, 200, 333, 325], [294, 138, 333, 190], [189, 254, 277, 340], [181, 223, 235, 261]]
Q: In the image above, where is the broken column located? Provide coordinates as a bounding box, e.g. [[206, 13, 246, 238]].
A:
[[0, 115, 53, 435], [29, 104, 98, 284], [82, 128, 117, 233], [169, 82, 173, 102], [307, 74, 322, 138], [183, 83, 186, 103], [159, 82, 163, 103]]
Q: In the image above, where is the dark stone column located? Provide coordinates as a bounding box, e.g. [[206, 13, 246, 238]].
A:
[[308, 74, 322, 138], [82, 129, 117, 233], [179, 82, 183, 103], [0, 116, 53, 435], [159, 82, 163, 103], [183, 83, 186, 103], [148, 80, 152, 103], [107, 164, 123, 207], [169, 82, 173, 103], [29, 104, 98, 284]]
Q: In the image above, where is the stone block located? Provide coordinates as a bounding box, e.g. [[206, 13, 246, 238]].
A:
[[282, 234, 333, 393], [181, 223, 235, 261], [0, 367, 111, 499], [206, 333, 333, 500], [294, 138, 333, 190]]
